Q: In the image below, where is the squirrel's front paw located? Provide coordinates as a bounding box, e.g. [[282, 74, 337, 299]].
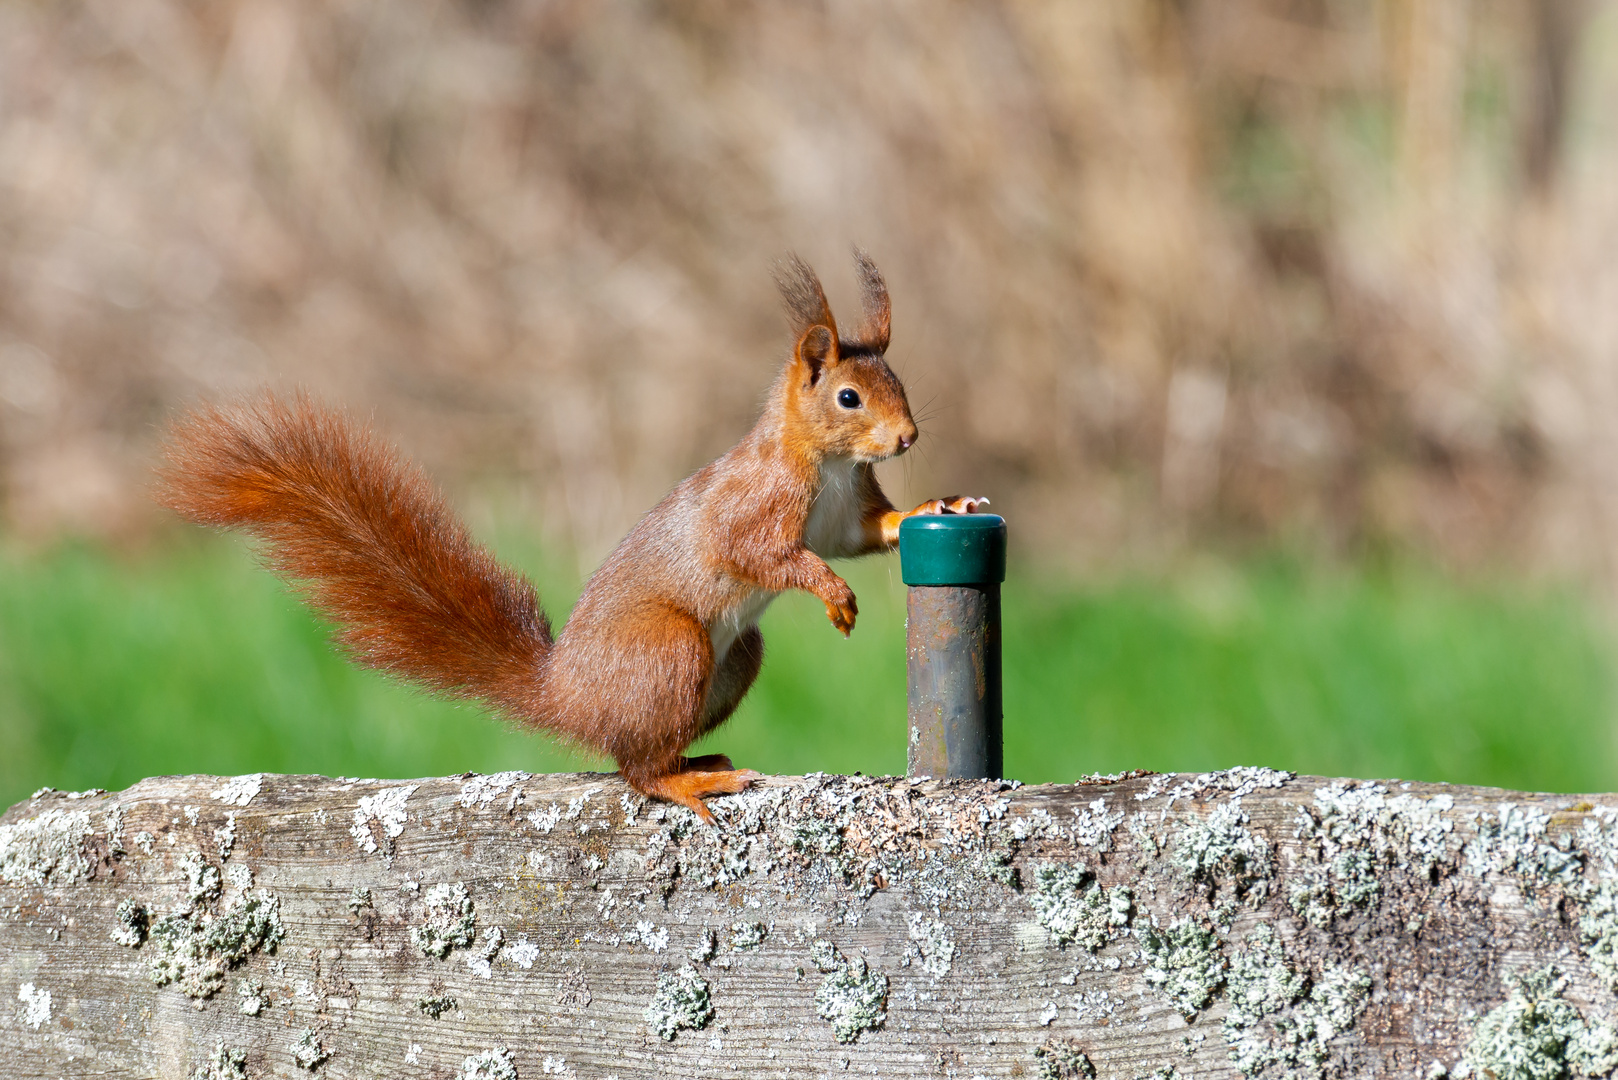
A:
[[822, 584, 858, 636], [916, 495, 991, 516]]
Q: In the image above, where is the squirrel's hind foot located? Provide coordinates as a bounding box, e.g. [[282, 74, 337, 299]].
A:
[[631, 767, 761, 823]]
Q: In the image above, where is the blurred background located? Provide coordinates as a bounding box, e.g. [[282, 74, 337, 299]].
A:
[[3, 0, 1617, 807]]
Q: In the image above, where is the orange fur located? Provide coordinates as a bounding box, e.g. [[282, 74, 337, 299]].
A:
[[157, 252, 986, 822]]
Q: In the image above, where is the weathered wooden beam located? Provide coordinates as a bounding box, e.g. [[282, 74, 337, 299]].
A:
[[2, 769, 1616, 1079]]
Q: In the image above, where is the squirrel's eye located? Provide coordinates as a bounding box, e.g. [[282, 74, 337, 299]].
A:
[[837, 388, 861, 409]]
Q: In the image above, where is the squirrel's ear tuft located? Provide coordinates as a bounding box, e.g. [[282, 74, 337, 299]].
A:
[[851, 248, 890, 355], [775, 253, 838, 341], [795, 324, 838, 385]]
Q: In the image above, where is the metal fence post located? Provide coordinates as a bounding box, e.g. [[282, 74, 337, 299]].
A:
[[899, 513, 1007, 779]]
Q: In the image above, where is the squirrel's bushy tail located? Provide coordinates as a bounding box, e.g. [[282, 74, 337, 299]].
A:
[[158, 394, 553, 721]]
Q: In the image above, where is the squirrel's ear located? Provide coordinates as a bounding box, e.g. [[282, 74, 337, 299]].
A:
[[774, 253, 839, 341], [851, 248, 890, 354], [795, 324, 839, 386]]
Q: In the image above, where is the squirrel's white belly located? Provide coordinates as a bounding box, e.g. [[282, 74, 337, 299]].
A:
[[708, 587, 779, 666], [804, 455, 864, 559]]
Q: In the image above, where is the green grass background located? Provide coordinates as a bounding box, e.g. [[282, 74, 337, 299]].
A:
[[1, 534, 1613, 810]]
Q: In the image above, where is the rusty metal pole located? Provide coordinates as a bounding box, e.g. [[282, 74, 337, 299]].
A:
[[900, 514, 1007, 779]]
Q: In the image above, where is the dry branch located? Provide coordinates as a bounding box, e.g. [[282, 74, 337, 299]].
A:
[[2, 769, 1616, 1079]]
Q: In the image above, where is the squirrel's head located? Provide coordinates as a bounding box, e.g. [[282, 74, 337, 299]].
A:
[[775, 250, 918, 463]]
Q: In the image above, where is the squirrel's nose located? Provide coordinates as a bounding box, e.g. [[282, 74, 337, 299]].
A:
[[896, 430, 915, 453]]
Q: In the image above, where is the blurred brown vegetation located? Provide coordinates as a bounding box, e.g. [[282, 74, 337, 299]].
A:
[[2, 0, 1617, 576]]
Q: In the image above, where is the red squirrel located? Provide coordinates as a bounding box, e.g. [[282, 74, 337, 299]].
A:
[[158, 251, 987, 820]]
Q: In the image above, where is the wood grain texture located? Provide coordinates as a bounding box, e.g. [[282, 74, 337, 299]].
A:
[[2, 769, 1616, 1079]]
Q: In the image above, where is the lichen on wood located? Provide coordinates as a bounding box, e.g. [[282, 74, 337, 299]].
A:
[[2, 768, 1617, 1078]]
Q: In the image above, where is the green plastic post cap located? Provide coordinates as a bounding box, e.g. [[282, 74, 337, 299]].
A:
[[899, 513, 1007, 586]]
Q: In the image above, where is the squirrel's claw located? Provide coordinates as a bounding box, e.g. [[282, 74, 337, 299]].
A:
[[913, 496, 990, 517], [824, 597, 857, 636], [939, 495, 989, 515], [822, 579, 858, 636], [632, 767, 762, 824]]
